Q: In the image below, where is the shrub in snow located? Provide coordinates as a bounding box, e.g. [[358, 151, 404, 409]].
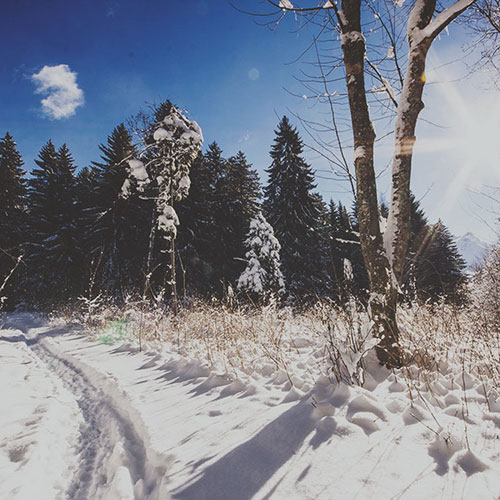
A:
[[471, 244, 500, 330], [322, 305, 380, 386], [237, 213, 285, 303]]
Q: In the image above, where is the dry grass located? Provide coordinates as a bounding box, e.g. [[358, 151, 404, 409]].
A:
[[71, 295, 500, 394]]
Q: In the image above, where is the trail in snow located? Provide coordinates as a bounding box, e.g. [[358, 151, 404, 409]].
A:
[[0, 314, 169, 500]]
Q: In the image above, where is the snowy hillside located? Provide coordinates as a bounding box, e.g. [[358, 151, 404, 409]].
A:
[[1, 312, 499, 499], [455, 232, 490, 269]]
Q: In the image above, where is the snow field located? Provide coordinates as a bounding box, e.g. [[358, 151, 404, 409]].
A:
[[1, 307, 500, 499], [55, 304, 500, 497]]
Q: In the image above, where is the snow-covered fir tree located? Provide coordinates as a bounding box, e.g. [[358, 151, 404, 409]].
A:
[[86, 123, 149, 295], [220, 151, 261, 285], [0, 132, 27, 307], [122, 102, 203, 311], [263, 116, 329, 300], [237, 212, 284, 302]]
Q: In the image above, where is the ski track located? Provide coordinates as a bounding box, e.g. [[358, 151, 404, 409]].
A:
[[1, 316, 168, 500]]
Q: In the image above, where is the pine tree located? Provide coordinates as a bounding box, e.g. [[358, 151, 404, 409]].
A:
[[26, 142, 81, 304], [178, 145, 262, 295], [330, 201, 369, 301], [176, 150, 220, 295], [263, 116, 329, 299], [402, 195, 467, 303], [206, 142, 233, 291], [414, 220, 467, 303], [325, 200, 345, 301], [88, 124, 149, 296], [223, 151, 261, 284], [0, 132, 27, 307], [237, 212, 284, 303]]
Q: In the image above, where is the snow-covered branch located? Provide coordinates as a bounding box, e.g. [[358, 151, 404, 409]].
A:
[[423, 0, 477, 40], [411, 0, 478, 45]]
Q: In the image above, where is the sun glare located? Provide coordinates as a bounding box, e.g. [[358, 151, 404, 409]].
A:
[[422, 60, 500, 218]]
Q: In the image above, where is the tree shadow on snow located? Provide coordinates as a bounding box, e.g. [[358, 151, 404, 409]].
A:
[[172, 400, 314, 500]]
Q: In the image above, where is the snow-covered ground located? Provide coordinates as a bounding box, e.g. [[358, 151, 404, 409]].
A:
[[1, 313, 499, 499]]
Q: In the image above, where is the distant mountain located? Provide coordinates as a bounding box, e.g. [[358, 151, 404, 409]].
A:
[[455, 232, 491, 270]]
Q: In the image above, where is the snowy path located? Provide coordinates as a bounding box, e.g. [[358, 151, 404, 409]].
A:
[[0, 315, 169, 500]]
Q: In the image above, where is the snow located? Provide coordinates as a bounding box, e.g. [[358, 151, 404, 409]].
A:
[[128, 159, 148, 182], [153, 128, 170, 142], [120, 105, 203, 243], [279, 0, 293, 9], [122, 159, 150, 195], [178, 175, 190, 192], [1, 312, 500, 499], [382, 76, 397, 103], [238, 213, 285, 299], [0, 322, 81, 499], [353, 145, 367, 162], [340, 31, 366, 47]]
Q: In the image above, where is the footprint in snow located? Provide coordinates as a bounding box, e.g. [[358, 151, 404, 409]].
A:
[[8, 444, 29, 463]]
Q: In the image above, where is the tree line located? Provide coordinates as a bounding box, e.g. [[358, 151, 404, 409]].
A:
[[0, 107, 466, 310]]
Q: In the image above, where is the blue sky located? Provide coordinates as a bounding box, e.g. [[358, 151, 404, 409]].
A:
[[1, 0, 498, 242]]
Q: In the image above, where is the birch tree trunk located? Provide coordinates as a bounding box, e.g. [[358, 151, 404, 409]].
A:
[[340, 0, 401, 366], [338, 0, 475, 366]]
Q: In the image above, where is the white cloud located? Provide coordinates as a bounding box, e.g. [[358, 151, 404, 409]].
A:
[[32, 64, 84, 119]]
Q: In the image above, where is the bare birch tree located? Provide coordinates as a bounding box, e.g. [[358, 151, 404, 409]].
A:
[[466, 0, 500, 74], [252, 0, 476, 366]]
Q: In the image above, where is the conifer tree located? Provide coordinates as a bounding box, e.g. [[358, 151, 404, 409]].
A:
[[206, 142, 233, 290], [263, 116, 329, 299], [237, 212, 284, 303], [0, 133, 27, 307], [222, 151, 261, 284], [402, 195, 467, 303], [88, 124, 149, 296], [424, 221, 467, 303], [177, 150, 220, 295], [74, 166, 99, 296], [325, 200, 345, 301], [26, 142, 81, 304], [338, 202, 369, 301]]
